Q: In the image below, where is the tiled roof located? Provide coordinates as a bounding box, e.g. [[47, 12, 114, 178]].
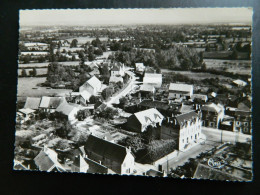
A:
[[201, 103, 224, 113], [191, 94, 208, 101], [180, 105, 194, 113], [18, 108, 35, 115], [34, 147, 65, 172], [39, 97, 66, 109], [86, 76, 101, 88], [85, 135, 129, 164], [169, 83, 193, 92], [56, 102, 78, 116], [143, 73, 162, 84], [24, 97, 41, 110], [134, 108, 164, 125], [140, 85, 155, 92], [80, 90, 92, 101], [175, 111, 198, 125], [85, 157, 108, 174]]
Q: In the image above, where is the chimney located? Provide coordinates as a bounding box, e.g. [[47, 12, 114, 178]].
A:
[[99, 160, 102, 165]]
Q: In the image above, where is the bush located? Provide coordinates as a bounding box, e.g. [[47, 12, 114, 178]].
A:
[[141, 139, 175, 164]]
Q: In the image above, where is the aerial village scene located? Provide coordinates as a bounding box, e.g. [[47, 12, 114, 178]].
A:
[[14, 9, 252, 181]]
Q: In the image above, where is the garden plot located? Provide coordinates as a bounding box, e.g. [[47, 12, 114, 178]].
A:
[[204, 59, 251, 75], [17, 77, 72, 97]]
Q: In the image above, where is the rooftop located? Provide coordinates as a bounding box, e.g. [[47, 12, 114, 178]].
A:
[[169, 83, 193, 92], [134, 108, 164, 125], [85, 135, 131, 164], [24, 97, 41, 110]]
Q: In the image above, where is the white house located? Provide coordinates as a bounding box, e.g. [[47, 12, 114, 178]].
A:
[[201, 103, 225, 128], [71, 155, 89, 173], [79, 76, 102, 95], [55, 102, 80, 121], [143, 73, 162, 88], [126, 108, 164, 133], [161, 111, 202, 151], [85, 135, 135, 174], [168, 83, 193, 100], [110, 64, 125, 77], [34, 146, 66, 172]]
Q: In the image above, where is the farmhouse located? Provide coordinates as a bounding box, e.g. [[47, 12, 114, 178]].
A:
[[139, 85, 155, 98], [24, 97, 41, 110], [110, 63, 125, 77], [201, 103, 225, 129], [34, 146, 66, 172], [168, 83, 193, 100], [143, 73, 162, 88], [39, 96, 66, 113], [161, 111, 202, 151], [79, 76, 102, 95], [84, 135, 135, 174], [125, 108, 164, 133], [55, 102, 80, 122]]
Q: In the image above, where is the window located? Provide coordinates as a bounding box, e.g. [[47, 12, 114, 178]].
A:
[[236, 121, 240, 126], [187, 137, 189, 143], [191, 136, 192, 140], [244, 122, 248, 126], [182, 139, 184, 143]]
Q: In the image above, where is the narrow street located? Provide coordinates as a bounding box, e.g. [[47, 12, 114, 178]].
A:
[[106, 70, 137, 106]]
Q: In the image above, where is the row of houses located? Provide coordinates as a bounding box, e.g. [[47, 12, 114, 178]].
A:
[[32, 135, 136, 175]]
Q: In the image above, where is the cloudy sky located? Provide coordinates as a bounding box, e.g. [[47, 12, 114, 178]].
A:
[[20, 8, 252, 26]]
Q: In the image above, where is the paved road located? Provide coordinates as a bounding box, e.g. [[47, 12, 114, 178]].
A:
[[159, 127, 252, 173], [106, 70, 137, 106]]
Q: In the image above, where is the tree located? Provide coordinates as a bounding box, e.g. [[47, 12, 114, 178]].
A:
[[75, 109, 91, 121], [119, 97, 127, 109], [70, 39, 78, 48], [89, 95, 99, 104], [21, 68, 27, 77], [98, 107, 118, 119]]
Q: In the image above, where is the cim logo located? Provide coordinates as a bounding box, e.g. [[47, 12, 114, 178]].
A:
[[207, 158, 225, 169]]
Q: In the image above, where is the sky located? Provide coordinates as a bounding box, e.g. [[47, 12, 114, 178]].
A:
[[20, 8, 252, 26]]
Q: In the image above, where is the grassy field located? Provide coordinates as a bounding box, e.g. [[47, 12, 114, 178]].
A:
[[18, 68, 47, 76], [161, 69, 231, 81], [17, 77, 72, 99], [19, 61, 80, 68], [204, 59, 251, 75]]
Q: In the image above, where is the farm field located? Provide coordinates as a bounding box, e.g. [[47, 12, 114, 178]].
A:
[[19, 61, 80, 68], [161, 69, 231, 81], [18, 68, 47, 76], [17, 77, 72, 100], [65, 36, 108, 45], [203, 59, 251, 75]]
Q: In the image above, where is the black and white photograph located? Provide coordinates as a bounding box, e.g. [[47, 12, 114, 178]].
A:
[[14, 8, 253, 181]]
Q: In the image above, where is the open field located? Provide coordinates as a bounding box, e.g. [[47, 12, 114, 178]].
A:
[[65, 36, 108, 45], [19, 61, 80, 68], [18, 68, 47, 76], [161, 69, 231, 81], [204, 59, 251, 75], [17, 77, 72, 100]]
